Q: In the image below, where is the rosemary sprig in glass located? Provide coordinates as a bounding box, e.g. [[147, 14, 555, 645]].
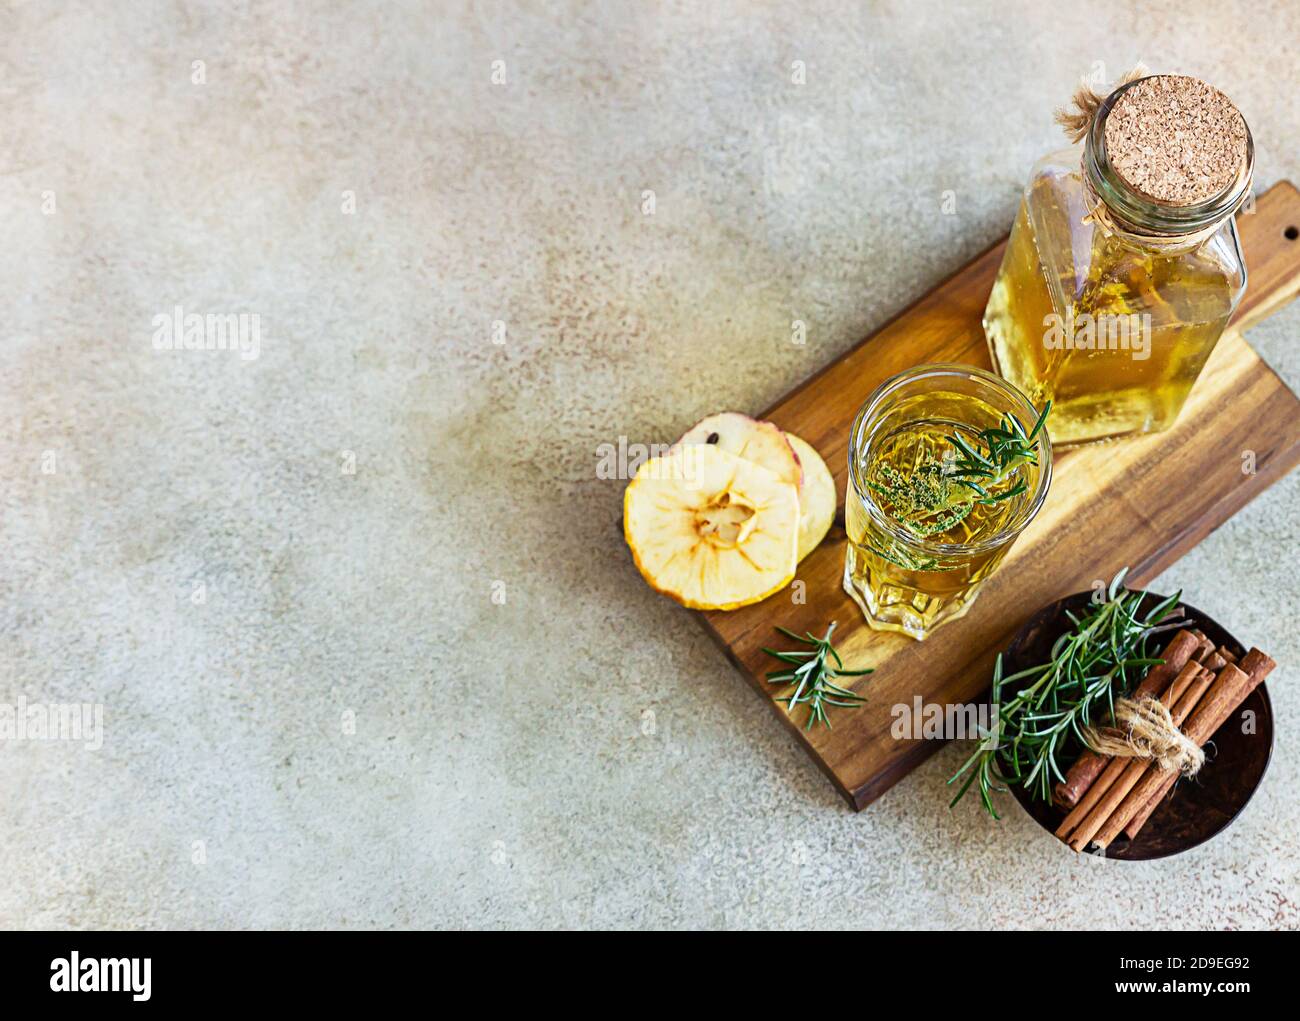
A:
[[762, 622, 871, 730], [866, 401, 1051, 566], [947, 567, 1187, 819]]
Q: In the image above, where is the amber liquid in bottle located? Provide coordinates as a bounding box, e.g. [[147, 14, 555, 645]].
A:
[[985, 172, 1243, 446]]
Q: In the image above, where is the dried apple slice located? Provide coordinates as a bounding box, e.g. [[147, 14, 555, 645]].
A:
[[623, 445, 799, 610], [672, 412, 802, 490], [786, 433, 836, 561]]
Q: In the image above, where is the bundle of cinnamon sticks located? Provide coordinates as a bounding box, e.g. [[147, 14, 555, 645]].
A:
[[1054, 628, 1275, 852]]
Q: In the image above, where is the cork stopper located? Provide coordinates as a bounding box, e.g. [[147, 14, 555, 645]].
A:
[[1103, 75, 1248, 207]]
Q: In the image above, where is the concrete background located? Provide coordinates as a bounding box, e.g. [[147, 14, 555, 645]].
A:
[[2, 0, 1297, 929]]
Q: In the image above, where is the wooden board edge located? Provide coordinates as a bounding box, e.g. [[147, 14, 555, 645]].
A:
[[1130, 344, 1300, 585], [849, 731, 949, 811], [1231, 179, 1300, 331], [694, 609, 860, 808], [758, 239, 1008, 418]]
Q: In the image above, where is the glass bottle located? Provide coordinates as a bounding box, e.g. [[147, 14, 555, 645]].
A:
[[984, 75, 1253, 446]]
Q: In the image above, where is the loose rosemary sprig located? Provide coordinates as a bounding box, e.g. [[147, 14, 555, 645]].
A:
[[947, 568, 1187, 819], [762, 622, 871, 730]]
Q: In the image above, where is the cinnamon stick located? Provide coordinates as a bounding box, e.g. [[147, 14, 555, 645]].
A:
[[1055, 658, 1205, 840], [1066, 662, 1209, 850], [1123, 665, 1232, 842], [1092, 649, 1275, 849], [1053, 629, 1199, 808], [1169, 666, 1217, 723], [1121, 650, 1276, 841]]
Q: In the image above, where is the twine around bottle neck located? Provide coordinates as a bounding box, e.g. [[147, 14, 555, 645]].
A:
[[1078, 173, 1238, 253]]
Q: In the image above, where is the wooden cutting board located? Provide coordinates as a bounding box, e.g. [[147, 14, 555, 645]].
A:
[[698, 181, 1300, 811]]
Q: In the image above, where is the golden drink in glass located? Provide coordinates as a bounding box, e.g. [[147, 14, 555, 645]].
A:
[[843, 365, 1052, 640]]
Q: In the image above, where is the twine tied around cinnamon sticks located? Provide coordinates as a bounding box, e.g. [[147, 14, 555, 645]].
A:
[[1056, 629, 1276, 853], [1080, 695, 1205, 777]]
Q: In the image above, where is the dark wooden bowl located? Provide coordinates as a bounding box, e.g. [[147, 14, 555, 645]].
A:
[[1005, 591, 1273, 860]]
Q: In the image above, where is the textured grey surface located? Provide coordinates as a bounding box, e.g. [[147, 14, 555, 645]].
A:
[[1, 1, 1298, 930]]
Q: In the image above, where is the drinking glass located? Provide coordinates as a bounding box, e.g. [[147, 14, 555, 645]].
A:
[[843, 364, 1052, 640]]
